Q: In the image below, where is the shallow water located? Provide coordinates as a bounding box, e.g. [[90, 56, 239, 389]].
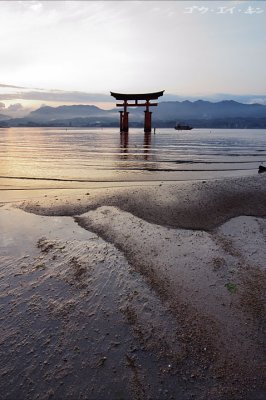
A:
[[0, 127, 266, 190]]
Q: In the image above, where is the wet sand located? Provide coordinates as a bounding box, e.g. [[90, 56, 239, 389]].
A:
[[1, 175, 266, 399]]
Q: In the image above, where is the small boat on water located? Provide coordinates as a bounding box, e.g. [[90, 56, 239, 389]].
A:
[[174, 123, 193, 131]]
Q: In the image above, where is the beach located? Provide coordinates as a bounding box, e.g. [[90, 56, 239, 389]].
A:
[[1, 174, 266, 400]]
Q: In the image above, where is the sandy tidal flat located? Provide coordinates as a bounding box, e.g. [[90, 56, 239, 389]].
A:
[[0, 175, 266, 399]]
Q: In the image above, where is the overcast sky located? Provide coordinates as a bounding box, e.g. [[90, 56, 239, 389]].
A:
[[0, 0, 266, 112]]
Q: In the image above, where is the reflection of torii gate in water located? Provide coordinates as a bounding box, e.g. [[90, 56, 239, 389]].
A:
[[110, 91, 164, 133]]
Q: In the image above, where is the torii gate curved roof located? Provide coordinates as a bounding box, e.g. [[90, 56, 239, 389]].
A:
[[110, 91, 164, 101]]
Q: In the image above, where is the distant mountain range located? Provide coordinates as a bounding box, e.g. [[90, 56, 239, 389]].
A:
[[0, 113, 10, 121], [1, 100, 266, 128]]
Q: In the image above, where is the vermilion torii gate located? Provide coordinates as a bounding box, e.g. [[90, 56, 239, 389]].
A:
[[110, 91, 164, 133]]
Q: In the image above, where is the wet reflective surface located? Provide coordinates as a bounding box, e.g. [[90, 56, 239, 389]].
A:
[[1, 127, 266, 189]]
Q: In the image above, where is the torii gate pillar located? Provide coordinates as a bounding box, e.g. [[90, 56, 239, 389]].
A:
[[119, 111, 123, 132], [144, 104, 152, 133], [123, 111, 129, 133], [119, 111, 129, 133]]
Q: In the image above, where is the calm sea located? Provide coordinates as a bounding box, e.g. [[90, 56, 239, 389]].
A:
[[1, 127, 266, 191]]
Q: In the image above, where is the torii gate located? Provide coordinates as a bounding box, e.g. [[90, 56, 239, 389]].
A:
[[110, 91, 164, 133]]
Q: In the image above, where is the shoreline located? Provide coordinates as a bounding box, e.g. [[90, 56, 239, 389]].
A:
[[1, 174, 266, 399], [16, 173, 266, 230]]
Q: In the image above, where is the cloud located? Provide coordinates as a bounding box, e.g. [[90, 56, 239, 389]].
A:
[[0, 83, 26, 89], [1, 82, 266, 108], [0, 88, 114, 103], [249, 98, 266, 105], [7, 103, 24, 111], [27, 1, 43, 12], [0, 102, 31, 118], [0, 1, 265, 96]]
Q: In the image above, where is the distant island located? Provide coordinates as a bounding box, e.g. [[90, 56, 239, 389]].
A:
[[1, 100, 266, 128]]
